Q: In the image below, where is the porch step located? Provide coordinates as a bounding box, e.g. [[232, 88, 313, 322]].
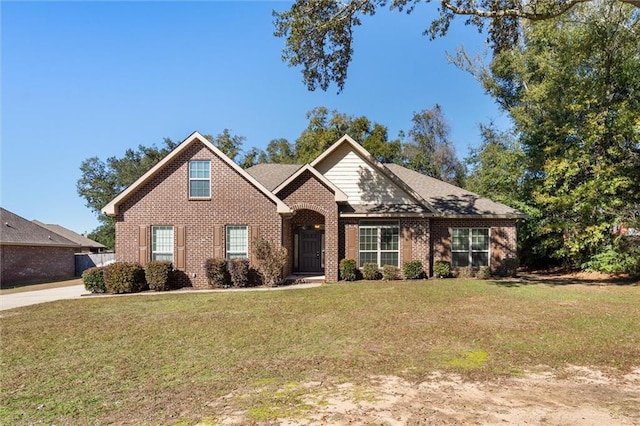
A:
[[284, 275, 326, 285]]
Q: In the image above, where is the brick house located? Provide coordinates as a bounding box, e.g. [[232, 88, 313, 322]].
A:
[[102, 132, 523, 288], [1, 208, 80, 286]]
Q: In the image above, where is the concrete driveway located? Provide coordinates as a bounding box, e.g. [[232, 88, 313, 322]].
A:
[[0, 284, 88, 311]]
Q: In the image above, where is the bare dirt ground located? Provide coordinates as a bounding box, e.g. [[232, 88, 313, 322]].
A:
[[214, 366, 640, 425]]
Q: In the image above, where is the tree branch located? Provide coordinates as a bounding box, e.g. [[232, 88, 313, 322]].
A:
[[440, 0, 597, 21]]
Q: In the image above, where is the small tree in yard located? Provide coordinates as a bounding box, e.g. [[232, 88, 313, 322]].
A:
[[252, 239, 288, 287]]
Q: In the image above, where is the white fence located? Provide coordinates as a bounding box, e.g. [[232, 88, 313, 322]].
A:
[[75, 253, 116, 276]]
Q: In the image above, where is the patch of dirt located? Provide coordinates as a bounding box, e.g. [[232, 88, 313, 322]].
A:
[[211, 366, 640, 425]]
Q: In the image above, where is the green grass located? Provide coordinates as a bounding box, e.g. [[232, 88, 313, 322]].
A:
[[1, 279, 639, 424]]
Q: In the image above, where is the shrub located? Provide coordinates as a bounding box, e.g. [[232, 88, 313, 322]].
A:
[[433, 261, 451, 278], [82, 267, 105, 293], [476, 266, 492, 280], [362, 263, 381, 280], [582, 246, 640, 275], [382, 264, 400, 280], [103, 262, 146, 294], [205, 258, 231, 288], [456, 266, 475, 279], [145, 261, 173, 291], [252, 239, 288, 287], [498, 257, 518, 277], [339, 258, 357, 281], [403, 260, 425, 279], [229, 258, 250, 288]]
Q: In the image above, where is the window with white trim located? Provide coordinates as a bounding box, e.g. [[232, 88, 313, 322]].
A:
[[358, 221, 399, 267], [152, 226, 174, 262], [226, 225, 248, 259], [452, 228, 489, 267], [189, 160, 210, 198]]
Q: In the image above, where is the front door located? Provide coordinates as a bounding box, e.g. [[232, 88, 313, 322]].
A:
[[299, 230, 324, 273]]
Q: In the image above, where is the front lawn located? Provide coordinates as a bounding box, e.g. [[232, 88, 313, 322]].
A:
[[1, 279, 638, 424]]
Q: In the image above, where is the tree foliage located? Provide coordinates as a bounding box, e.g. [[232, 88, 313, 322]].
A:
[[77, 138, 179, 249], [273, 0, 639, 92], [464, 2, 640, 269], [401, 105, 465, 186]]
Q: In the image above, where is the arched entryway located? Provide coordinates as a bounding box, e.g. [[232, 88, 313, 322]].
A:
[[290, 208, 325, 274]]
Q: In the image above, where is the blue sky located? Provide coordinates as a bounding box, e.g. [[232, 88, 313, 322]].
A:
[[1, 1, 509, 235]]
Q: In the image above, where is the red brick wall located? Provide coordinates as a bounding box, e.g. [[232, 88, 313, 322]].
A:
[[115, 142, 283, 288], [1, 245, 76, 285], [279, 170, 339, 281], [430, 218, 518, 273]]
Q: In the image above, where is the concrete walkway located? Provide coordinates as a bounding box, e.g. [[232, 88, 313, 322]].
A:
[[0, 284, 89, 311], [0, 281, 323, 311]]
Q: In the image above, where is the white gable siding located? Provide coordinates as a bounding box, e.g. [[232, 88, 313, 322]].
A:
[[315, 143, 415, 204]]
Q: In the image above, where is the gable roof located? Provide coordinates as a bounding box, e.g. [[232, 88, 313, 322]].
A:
[[32, 221, 105, 249], [385, 164, 524, 218], [245, 163, 302, 191], [311, 135, 439, 214], [1, 208, 80, 247], [272, 165, 349, 202], [102, 132, 292, 216]]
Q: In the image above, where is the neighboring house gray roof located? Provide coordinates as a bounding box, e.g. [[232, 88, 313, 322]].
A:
[[385, 164, 523, 217], [0, 208, 80, 247], [245, 163, 302, 191], [32, 221, 105, 249]]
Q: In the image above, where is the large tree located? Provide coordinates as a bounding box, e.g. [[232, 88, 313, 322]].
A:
[[401, 105, 465, 186], [293, 106, 402, 163], [466, 2, 640, 268], [77, 139, 179, 249], [273, 0, 639, 92]]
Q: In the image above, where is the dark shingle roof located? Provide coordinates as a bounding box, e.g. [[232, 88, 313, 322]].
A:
[[245, 163, 302, 191], [1, 208, 80, 247], [32, 221, 105, 249], [384, 164, 523, 217]]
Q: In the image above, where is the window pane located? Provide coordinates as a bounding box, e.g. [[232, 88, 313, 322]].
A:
[[380, 227, 399, 251], [472, 252, 489, 267], [380, 252, 398, 267], [226, 226, 248, 259], [189, 161, 211, 197], [452, 252, 469, 268], [472, 229, 489, 251], [359, 228, 377, 251], [189, 161, 210, 178], [452, 228, 469, 251], [152, 226, 173, 262], [359, 251, 377, 267], [189, 180, 210, 198]]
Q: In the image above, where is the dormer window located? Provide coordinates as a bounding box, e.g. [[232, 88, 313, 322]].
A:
[[189, 160, 210, 198]]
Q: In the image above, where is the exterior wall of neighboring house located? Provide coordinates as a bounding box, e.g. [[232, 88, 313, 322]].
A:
[[430, 218, 518, 274], [1, 245, 77, 285], [279, 169, 340, 281], [114, 142, 282, 288]]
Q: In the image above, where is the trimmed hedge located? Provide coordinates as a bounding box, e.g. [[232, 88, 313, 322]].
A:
[[499, 257, 518, 277], [382, 264, 400, 280], [433, 261, 451, 278], [362, 263, 381, 280], [205, 258, 231, 288], [146, 261, 173, 291], [476, 266, 492, 280], [339, 258, 357, 281], [229, 258, 251, 288], [104, 262, 146, 294], [403, 260, 425, 279], [82, 267, 105, 293]]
